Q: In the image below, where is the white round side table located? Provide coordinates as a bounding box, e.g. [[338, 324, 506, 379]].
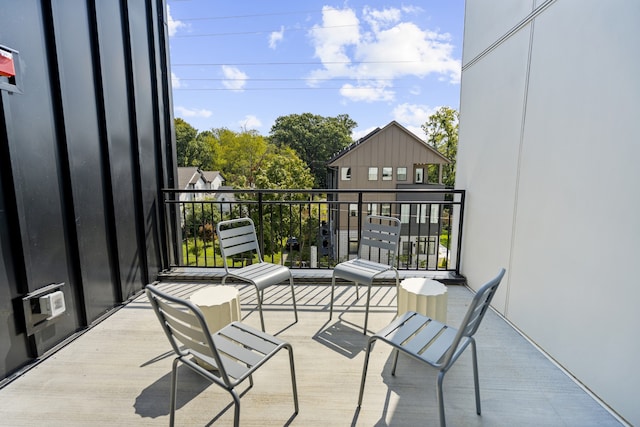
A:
[[397, 278, 448, 323]]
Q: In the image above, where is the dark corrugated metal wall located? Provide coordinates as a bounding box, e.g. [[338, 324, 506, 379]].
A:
[[0, 0, 175, 381]]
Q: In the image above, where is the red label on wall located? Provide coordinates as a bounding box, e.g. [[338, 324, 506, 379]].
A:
[[0, 49, 16, 77]]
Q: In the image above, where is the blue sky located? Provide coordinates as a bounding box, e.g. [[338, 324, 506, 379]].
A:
[[167, 1, 464, 140]]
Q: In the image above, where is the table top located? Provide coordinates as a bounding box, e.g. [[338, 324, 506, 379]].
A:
[[400, 278, 447, 296], [190, 286, 239, 307]]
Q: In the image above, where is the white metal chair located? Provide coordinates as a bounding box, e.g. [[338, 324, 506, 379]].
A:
[[358, 268, 506, 427], [146, 284, 299, 427], [329, 215, 402, 334], [216, 217, 298, 332]]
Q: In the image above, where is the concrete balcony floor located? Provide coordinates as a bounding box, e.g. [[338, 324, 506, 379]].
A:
[[0, 280, 623, 426]]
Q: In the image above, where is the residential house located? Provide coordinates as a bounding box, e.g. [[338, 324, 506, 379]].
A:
[[326, 121, 451, 265], [177, 167, 224, 201]]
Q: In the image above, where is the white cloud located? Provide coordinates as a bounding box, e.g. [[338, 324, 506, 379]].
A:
[[171, 72, 181, 89], [221, 65, 248, 91], [269, 26, 285, 49], [238, 115, 262, 130], [166, 5, 185, 37], [352, 126, 379, 141], [307, 6, 461, 102], [174, 106, 212, 118], [392, 103, 437, 126], [339, 82, 394, 102], [392, 103, 439, 140]]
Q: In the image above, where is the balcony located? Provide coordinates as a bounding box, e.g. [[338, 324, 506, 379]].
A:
[[0, 280, 621, 425]]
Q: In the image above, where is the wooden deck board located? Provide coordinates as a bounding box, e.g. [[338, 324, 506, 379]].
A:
[[0, 282, 623, 426]]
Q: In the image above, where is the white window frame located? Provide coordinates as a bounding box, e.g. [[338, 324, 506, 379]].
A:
[[418, 204, 428, 224], [400, 204, 410, 223], [396, 167, 407, 181], [431, 204, 440, 224], [415, 167, 424, 183], [368, 167, 378, 181], [382, 167, 392, 181], [341, 167, 351, 181]]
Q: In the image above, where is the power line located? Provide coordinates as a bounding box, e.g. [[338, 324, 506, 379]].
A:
[[172, 60, 421, 66], [174, 87, 405, 91], [176, 78, 397, 82], [172, 24, 358, 38], [172, 9, 322, 22]]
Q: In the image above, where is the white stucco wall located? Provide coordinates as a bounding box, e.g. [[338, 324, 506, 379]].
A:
[[457, 0, 640, 424]]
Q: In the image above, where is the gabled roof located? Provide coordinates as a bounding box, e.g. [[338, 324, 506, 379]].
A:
[[201, 170, 224, 183], [177, 167, 200, 188], [327, 120, 451, 165], [177, 167, 224, 189]]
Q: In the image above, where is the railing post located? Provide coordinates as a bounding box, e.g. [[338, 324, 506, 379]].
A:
[[455, 190, 465, 275], [258, 191, 264, 252], [357, 191, 364, 243]]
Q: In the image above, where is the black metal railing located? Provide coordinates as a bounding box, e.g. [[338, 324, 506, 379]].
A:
[[162, 188, 465, 274]]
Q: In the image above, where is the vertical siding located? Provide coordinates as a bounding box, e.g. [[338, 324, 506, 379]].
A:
[[0, 0, 174, 381]]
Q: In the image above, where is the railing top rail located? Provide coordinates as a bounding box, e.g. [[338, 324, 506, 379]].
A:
[[162, 188, 465, 195]]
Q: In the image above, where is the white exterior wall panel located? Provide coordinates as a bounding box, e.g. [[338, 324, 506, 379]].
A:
[[458, 0, 640, 424]]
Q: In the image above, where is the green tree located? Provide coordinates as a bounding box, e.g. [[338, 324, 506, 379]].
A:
[[269, 113, 357, 188], [422, 107, 459, 187], [254, 147, 315, 191], [174, 118, 197, 166], [214, 128, 269, 188]]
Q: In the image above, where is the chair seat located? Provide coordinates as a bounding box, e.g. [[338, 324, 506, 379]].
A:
[[333, 258, 393, 285], [190, 321, 290, 383], [226, 262, 291, 291], [375, 311, 465, 367]]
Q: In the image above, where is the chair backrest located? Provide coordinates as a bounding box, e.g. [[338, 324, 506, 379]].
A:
[[216, 218, 262, 270], [358, 215, 402, 264], [146, 284, 233, 386], [441, 268, 506, 368]]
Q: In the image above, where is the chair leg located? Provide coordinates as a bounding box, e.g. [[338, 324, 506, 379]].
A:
[[437, 370, 447, 427], [391, 349, 400, 375], [286, 344, 300, 414], [363, 283, 372, 334], [470, 338, 481, 415], [358, 337, 377, 406], [255, 287, 265, 332], [169, 358, 180, 427], [228, 389, 241, 427], [329, 275, 336, 319], [289, 275, 298, 324]]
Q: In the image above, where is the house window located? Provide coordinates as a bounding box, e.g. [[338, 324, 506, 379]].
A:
[[382, 167, 392, 181], [418, 237, 437, 255], [431, 204, 440, 224], [396, 167, 407, 181], [418, 204, 428, 224], [368, 167, 378, 181], [349, 203, 358, 217], [400, 204, 410, 223], [349, 239, 359, 254], [341, 167, 351, 181], [381, 203, 391, 216], [415, 167, 424, 183], [367, 203, 378, 216]]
